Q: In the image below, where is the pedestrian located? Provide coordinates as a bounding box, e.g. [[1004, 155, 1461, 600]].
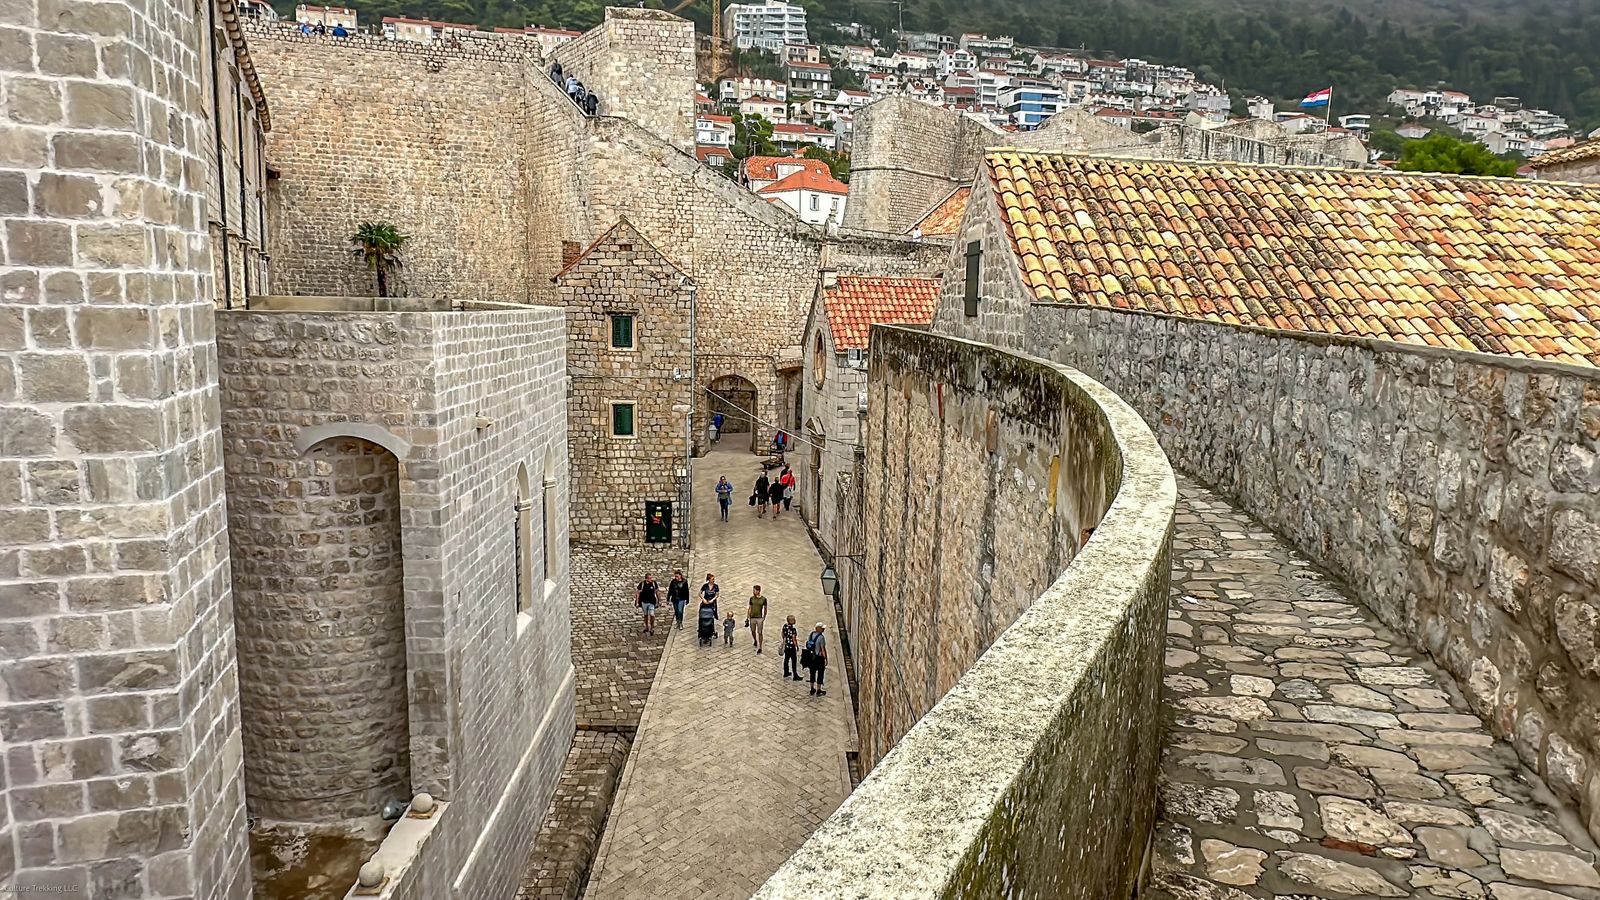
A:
[[747, 585, 768, 653], [332, 23, 348, 37], [767, 474, 786, 517], [550, 61, 563, 83], [712, 411, 725, 442], [696, 577, 719, 647], [584, 93, 599, 116], [314, 21, 326, 34], [804, 623, 828, 696], [754, 471, 771, 518], [635, 573, 660, 635], [779, 466, 796, 512], [299, 21, 312, 34], [565, 74, 579, 100], [722, 608, 737, 646], [668, 569, 690, 630], [715, 476, 733, 522], [781, 615, 802, 680]]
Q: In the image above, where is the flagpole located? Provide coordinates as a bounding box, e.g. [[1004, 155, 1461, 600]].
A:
[[1326, 85, 1333, 130]]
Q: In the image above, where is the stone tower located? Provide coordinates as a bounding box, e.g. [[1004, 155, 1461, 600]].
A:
[[0, 0, 250, 896]]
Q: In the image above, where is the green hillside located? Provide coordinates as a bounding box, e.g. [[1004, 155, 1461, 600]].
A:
[[275, 0, 1600, 131]]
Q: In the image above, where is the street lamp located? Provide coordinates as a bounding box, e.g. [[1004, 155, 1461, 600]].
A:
[[820, 565, 838, 597]]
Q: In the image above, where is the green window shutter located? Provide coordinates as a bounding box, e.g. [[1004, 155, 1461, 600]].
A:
[[963, 240, 981, 317], [610, 314, 634, 348], [612, 403, 636, 436]]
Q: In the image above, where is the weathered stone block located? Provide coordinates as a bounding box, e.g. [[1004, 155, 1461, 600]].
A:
[[62, 404, 161, 454], [1551, 509, 1600, 587], [17, 353, 91, 402]]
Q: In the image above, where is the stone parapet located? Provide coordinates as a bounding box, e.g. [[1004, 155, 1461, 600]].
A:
[[1028, 303, 1600, 847], [757, 326, 1176, 899]]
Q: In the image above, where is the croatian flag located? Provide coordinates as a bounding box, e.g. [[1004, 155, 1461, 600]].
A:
[[1300, 87, 1332, 108]]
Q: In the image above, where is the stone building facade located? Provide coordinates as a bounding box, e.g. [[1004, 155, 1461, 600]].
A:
[[557, 221, 693, 544], [0, 0, 254, 895], [1530, 138, 1600, 184], [243, 17, 946, 544], [216, 297, 574, 899], [202, 0, 272, 307]]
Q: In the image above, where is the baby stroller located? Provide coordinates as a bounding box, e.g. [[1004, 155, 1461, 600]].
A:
[[697, 605, 717, 647]]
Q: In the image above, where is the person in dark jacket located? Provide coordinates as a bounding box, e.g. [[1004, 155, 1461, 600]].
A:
[[754, 472, 771, 518], [806, 624, 828, 696], [767, 475, 786, 517], [667, 569, 690, 629]]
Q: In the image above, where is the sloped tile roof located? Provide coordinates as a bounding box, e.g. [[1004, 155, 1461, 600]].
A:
[[1529, 137, 1600, 170], [741, 155, 830, 182], [822, 275, 943, 350], [985, 150, 1600, 366], [909, 186, 971, 237], [759, 168, 849, 196]]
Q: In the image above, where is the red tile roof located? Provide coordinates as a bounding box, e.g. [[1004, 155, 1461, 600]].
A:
[[1529, 137, 1600, 171], [985, 150, 1600, 366], [695, 145, 732, 164], [822, 276, 943, 350], [773, 122, 831, 136], [741, 155, 830, 182], [759, 168, 849, 197], [910, 186, 971, 238]]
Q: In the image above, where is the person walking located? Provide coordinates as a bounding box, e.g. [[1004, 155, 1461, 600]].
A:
[[754, 471, 771, 518], [550, 61, 563, 83], [805, 623, 828, 696], [712, 412, 725, 442], [635, 573, 660, 635], [779, 466, 796, 513], [715, 476, 733, 522], [781, 615, 802, 680], [668, 569, 690, 630], [767, 474, 786, 518], [697, 574, 720, 647], [747, 585, 768, 653], [722, 608, 737, 646]]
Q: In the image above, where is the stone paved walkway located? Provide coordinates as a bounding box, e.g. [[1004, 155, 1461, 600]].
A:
[[570, 544, 685, 731], [1153, 476, 1600, 900], [581, 447, 856, 900]]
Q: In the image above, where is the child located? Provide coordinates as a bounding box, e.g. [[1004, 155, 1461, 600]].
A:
[[722, 610, 737, 646]]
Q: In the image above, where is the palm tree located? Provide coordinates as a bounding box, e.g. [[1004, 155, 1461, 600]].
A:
[[350, 221, 409, 297]]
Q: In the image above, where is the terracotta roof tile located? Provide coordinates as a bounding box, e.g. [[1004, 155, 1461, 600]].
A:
[[984, 151, 1600, 366], [822, 275, 943, 350], [759, 168, 849, 196], [909, 186, 972, 238], [1529, 137, 1600, 170], [741, 155, 830, 182]]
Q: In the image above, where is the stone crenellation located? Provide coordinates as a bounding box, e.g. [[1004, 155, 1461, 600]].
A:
[[1022, 305, 1600, 846]]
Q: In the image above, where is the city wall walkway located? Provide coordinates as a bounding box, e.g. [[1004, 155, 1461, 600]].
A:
[[581, 446, 856, 900], [1153, 476, 1600, 900]]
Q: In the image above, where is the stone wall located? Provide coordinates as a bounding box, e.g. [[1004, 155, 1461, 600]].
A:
[[215, 299, 574, 899], [757, 326, 1176, 899], [797, 292, 865, 557], [1534, 155, 1600, 185], [0, 0, 252, 895], [551, 8, 695, 153], [1025, 304, 1600, 846], [245, 26, 536, 301], [558, 221, 693, 544], [842, 97, 1002, 234]]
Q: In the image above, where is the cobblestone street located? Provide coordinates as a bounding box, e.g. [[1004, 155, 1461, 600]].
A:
[[1153, 476, 1600, 900], [581, 446, 857, 900]]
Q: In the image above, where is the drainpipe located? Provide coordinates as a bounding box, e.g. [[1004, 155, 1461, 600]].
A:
[[683, 279, 697, 551], [206, 0, 233, 308]]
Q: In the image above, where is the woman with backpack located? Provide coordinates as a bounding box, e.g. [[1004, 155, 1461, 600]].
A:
[[803, 623, 828, 696], [778, 466, 796, 512]]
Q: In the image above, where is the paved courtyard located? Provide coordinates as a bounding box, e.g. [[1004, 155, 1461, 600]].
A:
[[581, 446, 857, 900], [1152, 476, 1600, 900]]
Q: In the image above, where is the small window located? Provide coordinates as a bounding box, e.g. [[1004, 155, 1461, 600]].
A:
[[963, 240, 981, 317], [610, 401, 637, 437], [609, 313, 635, 349], [810, 195, 820, 211]]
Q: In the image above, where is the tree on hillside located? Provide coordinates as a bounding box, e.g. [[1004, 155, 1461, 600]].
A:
[[802, 145, 851, 182], [732, 112, 778, 160], [1396, 133, 1518, 177]]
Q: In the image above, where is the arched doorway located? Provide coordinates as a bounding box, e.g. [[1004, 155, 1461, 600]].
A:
[[235, 436, 412, 823], [708, 374, 759, 452]]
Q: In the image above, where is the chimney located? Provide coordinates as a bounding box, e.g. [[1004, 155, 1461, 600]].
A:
[[820, 268, 838, 289]]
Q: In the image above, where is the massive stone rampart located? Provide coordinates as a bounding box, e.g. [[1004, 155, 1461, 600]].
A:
[[842, 97, 1003, 234], [551, 8, 695, 152], [758, 326, 1176, 899], [1028, 304, 1600, 844]]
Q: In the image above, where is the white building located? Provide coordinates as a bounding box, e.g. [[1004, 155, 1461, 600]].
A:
[[525, 26, 582, 56], [1247, 96, 1274, 120], [958, 32, 1013, 58], [738, 95, 789, 124], [773, 122, 839, 152], [720, 76, 788, 104], [937, 48, 977, 78], [1000, 81, 1062, 129], [294, 4, 355, 28], [1338, 113, 1371, 132], [697, 113, 734, 147], [759, 168, 849, 225], [724, 0, 808, 52]]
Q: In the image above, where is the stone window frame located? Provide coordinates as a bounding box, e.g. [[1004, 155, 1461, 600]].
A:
[[608, 312, 637, 351], [514, 463, 534, 628], [541, 449, 559, 605], [609, 400, 638, 438], [813, 331, 826, 387]]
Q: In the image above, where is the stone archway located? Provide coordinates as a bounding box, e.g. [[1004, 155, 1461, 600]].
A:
[[709, 374, 759, 452]]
